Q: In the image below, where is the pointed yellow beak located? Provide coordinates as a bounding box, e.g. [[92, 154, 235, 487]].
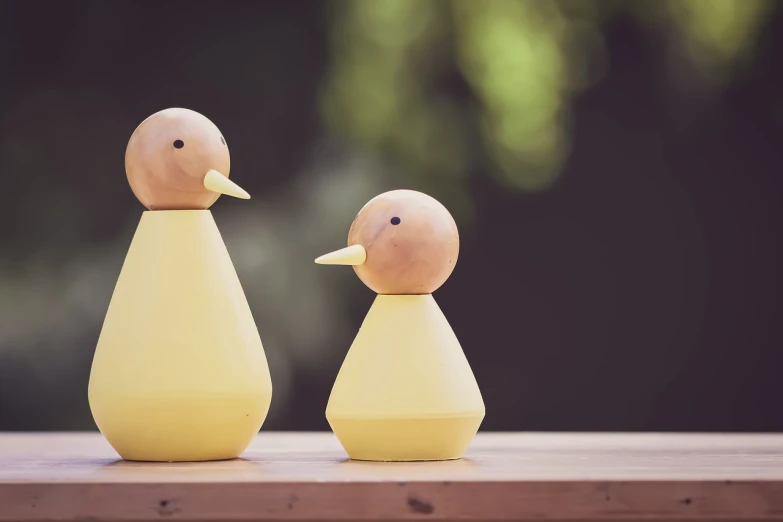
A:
[[203, 169, 250, 200], [315, 244, 367, 265]]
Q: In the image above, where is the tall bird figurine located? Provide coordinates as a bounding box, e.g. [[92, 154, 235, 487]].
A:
[[316, 189, 484, 461], [89, 108, 272, 462]]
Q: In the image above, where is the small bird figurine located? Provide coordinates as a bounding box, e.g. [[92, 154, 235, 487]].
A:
[[316, 189, 485, 461], [89, 108, 272, 462]]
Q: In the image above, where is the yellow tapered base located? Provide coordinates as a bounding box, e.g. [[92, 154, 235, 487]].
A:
[[327, 294, 484, 461], [88, 210, 272, 462], [329, 416, 484, 461], [98, 395, 268, 462]]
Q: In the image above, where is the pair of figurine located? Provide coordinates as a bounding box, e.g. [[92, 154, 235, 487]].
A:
[[88, 108, 485, 463]]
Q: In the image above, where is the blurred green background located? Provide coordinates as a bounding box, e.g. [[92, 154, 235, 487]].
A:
[[1, 0, 782, 431]]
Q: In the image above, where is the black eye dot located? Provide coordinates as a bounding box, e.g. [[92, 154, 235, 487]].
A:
[[220, 136, 225, 145], [173, 140, 184, 149], [390, 216, 401, 225]]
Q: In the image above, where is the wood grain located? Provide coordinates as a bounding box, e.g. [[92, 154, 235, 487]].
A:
[[2, 432, 783, 521]]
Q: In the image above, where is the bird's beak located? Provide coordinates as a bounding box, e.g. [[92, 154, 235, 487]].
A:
[[315, 244, 367, 265], [203, 170, 250, 200]]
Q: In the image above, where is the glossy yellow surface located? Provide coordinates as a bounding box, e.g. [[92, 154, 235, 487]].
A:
[[88, 210, 272, 462], [327, 294, 484, 461]]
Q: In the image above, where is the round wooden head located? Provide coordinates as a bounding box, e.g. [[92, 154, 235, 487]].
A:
[[316, 190, 459, 294], [125, 108, 249, 210]]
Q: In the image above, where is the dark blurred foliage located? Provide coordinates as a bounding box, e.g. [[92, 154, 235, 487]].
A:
[[1, 0, 782, 432]]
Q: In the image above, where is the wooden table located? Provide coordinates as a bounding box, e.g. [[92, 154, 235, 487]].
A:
[[1, 432, 783, 521]]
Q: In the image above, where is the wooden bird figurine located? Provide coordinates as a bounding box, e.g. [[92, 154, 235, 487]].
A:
[[88, 108, 272, 462], [316, 189, 485, 461]]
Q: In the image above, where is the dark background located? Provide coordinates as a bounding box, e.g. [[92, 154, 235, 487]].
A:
[[1, 0, 781, 432]]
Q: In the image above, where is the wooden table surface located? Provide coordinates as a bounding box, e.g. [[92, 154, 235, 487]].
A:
[[2, 432, 783, 521]]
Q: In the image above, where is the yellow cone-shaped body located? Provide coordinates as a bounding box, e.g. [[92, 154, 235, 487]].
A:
[[88, 210, 272, 462], [327, 294, 484, 461]]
